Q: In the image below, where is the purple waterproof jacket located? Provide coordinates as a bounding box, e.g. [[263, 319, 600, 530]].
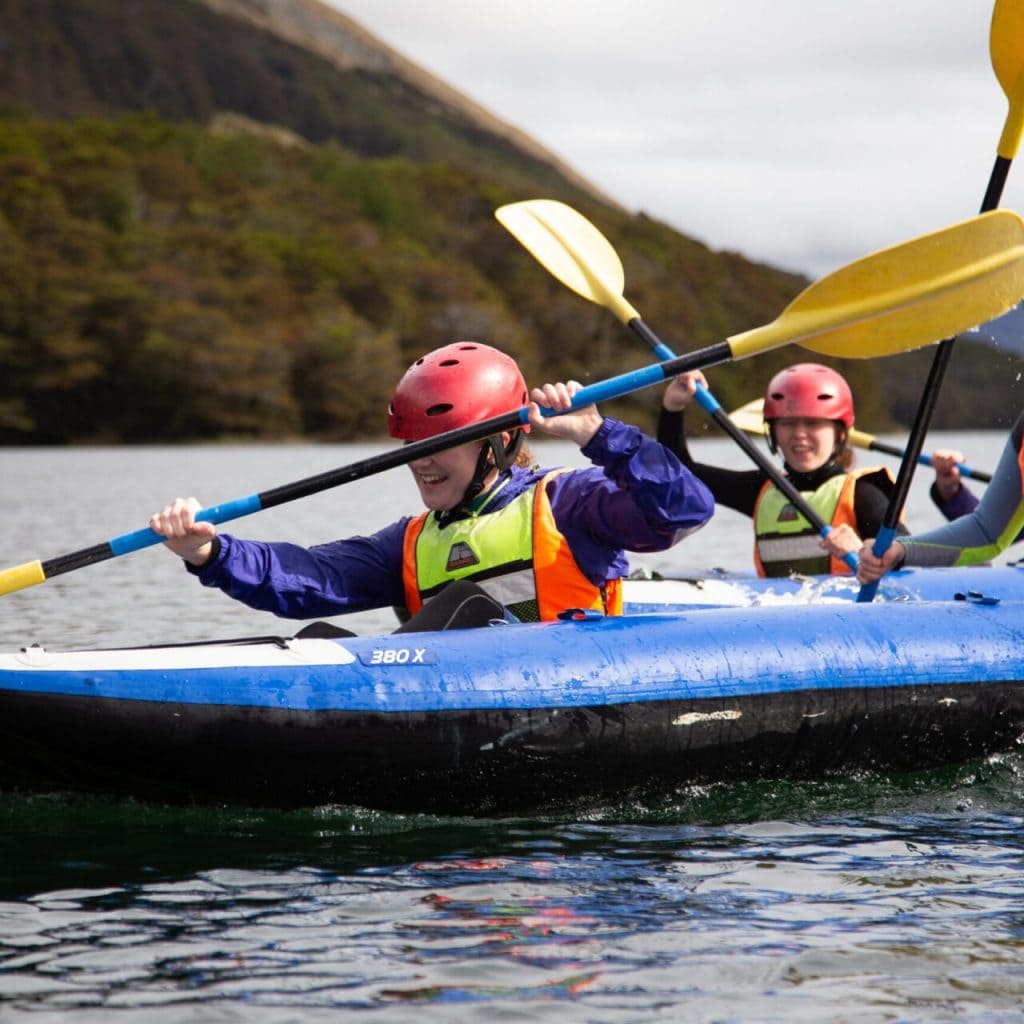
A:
[[191, 417, 714, 619]]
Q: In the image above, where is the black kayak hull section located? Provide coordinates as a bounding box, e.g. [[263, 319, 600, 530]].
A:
[[1, 680, 1021, 813]]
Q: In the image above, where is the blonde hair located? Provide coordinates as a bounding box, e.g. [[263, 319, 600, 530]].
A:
[[836, 426, 854, 470], [515, 441, 534, 468]]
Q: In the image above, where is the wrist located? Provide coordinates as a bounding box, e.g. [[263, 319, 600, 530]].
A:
[[576, 414, 604, 448], [185, 536, 221, 571], [890, 542, 906, 569]]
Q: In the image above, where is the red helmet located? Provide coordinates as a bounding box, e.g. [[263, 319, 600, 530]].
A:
[[388, 342, 530, 441], [763, 363, 855, 427]]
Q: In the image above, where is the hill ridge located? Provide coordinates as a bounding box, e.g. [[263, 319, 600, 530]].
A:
[[198, 0, 621, 206]]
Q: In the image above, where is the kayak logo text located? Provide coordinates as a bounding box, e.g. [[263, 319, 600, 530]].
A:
[[358, 648, 437, 666]]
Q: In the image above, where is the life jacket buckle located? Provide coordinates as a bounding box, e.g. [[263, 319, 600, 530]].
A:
[[557, 608, 605, 621]]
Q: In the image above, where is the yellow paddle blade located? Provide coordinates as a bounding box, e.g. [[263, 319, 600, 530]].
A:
[[729, 397, 880, 449], [992, 0, 1024, 158], [847, 426, 879, 449], [728, 398, 769, 437], [728, 209, 1024, 361], [495, 200, 640, 324]]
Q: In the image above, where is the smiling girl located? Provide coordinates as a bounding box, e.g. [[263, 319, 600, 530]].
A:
[[151, 342, 714, 632], [658, 363, 900, 577]]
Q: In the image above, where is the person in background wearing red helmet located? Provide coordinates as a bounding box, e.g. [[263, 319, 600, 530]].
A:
[[149, 342, 714, 633], [657, 363, 904, 577]]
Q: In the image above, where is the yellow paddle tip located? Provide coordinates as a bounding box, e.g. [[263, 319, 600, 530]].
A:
[[0, 560, 46, 597], [495, 199, 639, 323], [992, 0, 1024, 159]]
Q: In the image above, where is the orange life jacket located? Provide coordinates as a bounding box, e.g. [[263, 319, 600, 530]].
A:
[[753, 466, 895, 578], [401, 470, 622, 622]]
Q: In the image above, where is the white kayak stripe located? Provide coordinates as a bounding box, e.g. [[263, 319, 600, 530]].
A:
[[2, 638, 356, 672]]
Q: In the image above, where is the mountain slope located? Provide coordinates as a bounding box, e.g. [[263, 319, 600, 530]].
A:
[[0, 0, 611, 206], [199, 0, 618, 204], [0, 0, 1019, 441]]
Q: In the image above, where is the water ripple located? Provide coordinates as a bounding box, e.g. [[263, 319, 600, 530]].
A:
[[3, 797, 1024, 1021]]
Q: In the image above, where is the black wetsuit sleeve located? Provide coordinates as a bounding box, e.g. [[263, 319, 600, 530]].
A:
[[853, 475, 909, 538], [656, 407, 766, 517]]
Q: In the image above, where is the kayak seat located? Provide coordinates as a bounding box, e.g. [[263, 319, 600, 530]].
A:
[[293, 582, 508, 639], [294, 622, 358, 639]]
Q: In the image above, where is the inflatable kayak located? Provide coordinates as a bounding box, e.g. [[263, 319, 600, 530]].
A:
[[2, 565, 1023, 814]]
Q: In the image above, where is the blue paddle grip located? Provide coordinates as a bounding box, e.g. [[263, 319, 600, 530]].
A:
[[643, 337, 719, 412], [692, 382, 721, 415], [871, 524, 898, 558], [856, 523, 897, 603], [816, 525, 861, 572], [535, 364, 669, 415], [915, 452, 982, 479], [107, 495, 264, 556]]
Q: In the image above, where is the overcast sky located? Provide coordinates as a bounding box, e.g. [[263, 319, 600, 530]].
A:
[[327, 0, 1021, 280]]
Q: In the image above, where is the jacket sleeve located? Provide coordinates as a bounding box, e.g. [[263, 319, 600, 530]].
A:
[[192, 519, 410, 618], [931, 479, 979, 521], [657, 406, 765, 516], [546, 417, 713, 584], [900, 416, 1024, 567]]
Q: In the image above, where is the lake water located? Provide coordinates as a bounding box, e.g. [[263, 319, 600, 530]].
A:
[[2, 433, 1023, 1022]]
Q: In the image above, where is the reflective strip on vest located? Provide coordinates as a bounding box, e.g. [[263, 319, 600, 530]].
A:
[[466, 565, 537, 609], [402, 471, 621, 621], [756, 534, 832, 567]]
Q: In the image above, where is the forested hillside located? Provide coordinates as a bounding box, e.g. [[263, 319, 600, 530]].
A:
[[0, 0, 1019, 443], [0, 111, 814, 442]]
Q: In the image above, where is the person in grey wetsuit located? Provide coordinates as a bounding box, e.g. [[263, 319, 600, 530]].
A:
[[856, 410, 1024, 581]]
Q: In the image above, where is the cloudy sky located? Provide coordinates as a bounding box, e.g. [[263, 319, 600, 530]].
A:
[[328, 0, 1021, 280]]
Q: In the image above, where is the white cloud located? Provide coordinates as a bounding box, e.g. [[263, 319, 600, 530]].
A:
[[328, 0, 1022, 277]]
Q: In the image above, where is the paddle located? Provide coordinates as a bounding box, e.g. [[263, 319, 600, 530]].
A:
[[496, 198, 861, 570], [730, 398, 993, 483], [859, 0, 1024, 601], [3, 209, 1024, 598]]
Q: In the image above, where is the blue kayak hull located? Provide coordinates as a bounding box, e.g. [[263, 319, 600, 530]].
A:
[[3, 565, 1024, 813]]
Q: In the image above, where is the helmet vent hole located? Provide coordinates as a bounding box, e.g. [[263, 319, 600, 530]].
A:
[[439, 359, 459, 367], [425, 403, 454, 418]]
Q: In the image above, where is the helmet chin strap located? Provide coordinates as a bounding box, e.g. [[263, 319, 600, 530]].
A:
[[435, 432, 525, 527]]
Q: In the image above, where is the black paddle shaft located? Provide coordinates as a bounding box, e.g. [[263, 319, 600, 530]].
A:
[[882, 153, 1013, 531], [628, 319, 834, 534], [256, 344, 734, 509]]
